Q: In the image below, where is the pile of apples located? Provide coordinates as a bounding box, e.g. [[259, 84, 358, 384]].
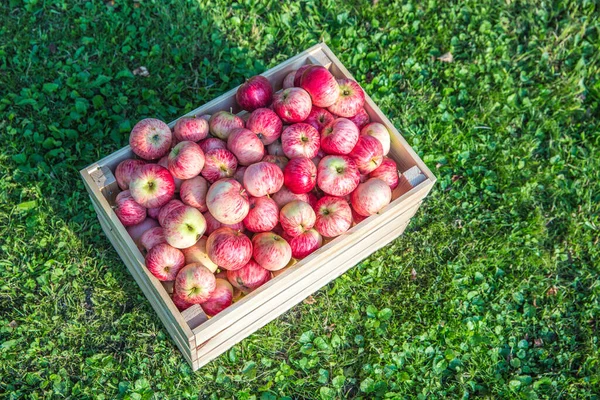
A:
[[114, 64, 399, 317]]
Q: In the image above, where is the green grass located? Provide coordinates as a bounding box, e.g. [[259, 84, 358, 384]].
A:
[[1, 0, 599, 398]]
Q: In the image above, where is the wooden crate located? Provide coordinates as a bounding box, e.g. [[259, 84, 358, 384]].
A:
[[80, 42, 436, 370]]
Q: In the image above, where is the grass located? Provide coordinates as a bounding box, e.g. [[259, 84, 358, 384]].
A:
[[1, 0, 599, 398]]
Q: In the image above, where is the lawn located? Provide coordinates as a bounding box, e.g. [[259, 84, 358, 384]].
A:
[[1, 0, 599, 398]]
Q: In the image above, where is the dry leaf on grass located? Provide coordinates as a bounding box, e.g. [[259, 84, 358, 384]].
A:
[[133, 66, 149, 77], [438, 52, 454, 63]]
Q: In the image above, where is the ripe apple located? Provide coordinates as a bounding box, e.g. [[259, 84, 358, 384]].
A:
[[174, 263, 216, 304], [283, 157, 317, 194], [252, 232, 292, 271], [167, 141, 205, 180], [350, 135, 384, 174], [114, 190, 147, 227], [199, 137, 227, 153], [311, 148, 326, 168], [320, 118, 359, 155], [206, 178, 250, 224], [115, 159, 146, 190], [162, 205, 206, 249], [351, 207, 368, 224], [173, 116, 209, 142], [157, 199, 184, 226], [233, 166, 246, 184], [227, 127, 265, 166], [129, 118, 172, 160], [227, 259, 271, 293], [361, 122, 391, 155], [350, 178, 392, 216], [243, 162, 284, 197], [145, 242, 185, 281], [282, 70, 296, 89], [369, 157, 399, 189], [314, 196, 352, 238], [317, 155, 360, 196], [140, 226, 166, 252], [236, 75, 273, 112], [267, 139, 285, 156], [299, 65, 339, 107], [284, 228, 322, 259], [327, 78, 365, 117], [293, 64, 314, 86], [181, 236, 218, 272], [172, 292, 193, 311], [281, 123, 320, 159], [209, 111, 245, 140], [197, 114, 211, 121], [243, 196, 279, 232], [262, 154, 289, 171], [279, 200, 316, 237], [201, 278, 234, 316], [304, 106, 335, 133], [179, 176, 209, 211], [157, 155, 182, 193], [272, 88, 312, 123], [148, 206, 161, 220], [201, 149, 238, 183], [203, 211, 244, 235], [271, 186, 310, 208], [206, 227, 252, 270], [307, 191, 319, 209], [348, 107, 370, 130], [245, 108, 282, 145], [129, 164, 176, 208], [126, 217, 159, 249]]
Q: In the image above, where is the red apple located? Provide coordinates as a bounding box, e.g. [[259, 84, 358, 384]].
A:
[[114, 190, 147, 227], [272, 87, 312, 123], [348, 107, 370, 130], [140, 226, 166, 252], [209, 111, 245, 140], [162, 205, 207, 249], [307, 191, 319, 209], [321, 118, 359, 155], [243, 196, 279, 232], [284, 228, 322, 259], [351, 207, 368, 224], [129, 118, 172, 160], [262, 154, 289, 171], [227, 259, 271, 293], [173, 116, 209, 142], [327, 78, 365, 117], [236, 75, 273, 112], [201, 278, 234, 316], [283, 157, 317, 194], [204, 211, 245, 236], [145, 242, 185, 281], [350, 178, 392, 216], [293, 64, 314, 87], [350, 135, 384, 174], [281, 123, 320, 159], [304, 106, 335, 133], [158, 199, 184, 226], [115, 159, 147, 190], [279, 200, 316, 237], [243, 162, 284, 197], [126, 217, 160, 249], [179, 176, 208, 211], [227, 127, 265, 166], [317, 155, 360, 196], [311, 148, 326, 168], [267, 139, 285, 156], [148, 206, 161, 220], [172, 292, 193, 311], [174, 263, 216, 304], [206, 227, 252, 270], [252, 232, 292, 271], [199, 137, 227, 153], [197, 114, 211, 121], [245, 108, 282, 145], [201, 148, 238, 183], [314, 196, 352, 238], [369, 157, 399, 189], [282, 70, 296, 89], [271, 186, 310, 208], [299, 65, 339, 107], [361, 122, 391, 155], [181, 236, 218, 272], [129, 164, 176, 208], [206, 178, 250, 224], [233, 166, 246, 184], [158, 155, 182, 193], [167, 141, 205, 180]]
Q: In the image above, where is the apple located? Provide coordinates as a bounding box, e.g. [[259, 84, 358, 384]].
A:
[[369, 157, 399, 189], [181, 236, 218, 272], [283, 157, 317, 194], [114, 190, 147, 227], [173, 116, 209, 142], [317, 155, 360, 196], [197, 114, 211, 121], [361, 122, 391, 156], [206, 227, 252, 270], [307, 191, 319, 209], [262, 154, 289, 170], [140, 226, 166, 252], [245, 108, 282, 145], [304, 106, 335, 133], [227, 259, 271, 293], [157, 156, 182, 192], [350, 178, 392, 216], [271, 186, 310, 208], [327, 78, 365, 117], [129, 164, 176, 208], [129, 118, 172, 160], [243, 161, 284, 197], [204, 211, 244, 235], [167, 141, 205, 180], [267, 139, 285, 156], [282, 70, 296, 89], [201, 148, 238, 183], [236, 75, 273, 112], [158, 199, 184, 226], [298, 65, 339, 107], [348, 107, 370, 130], [162, 205, 206, 249], [179, 176, 209, 211], [201, 278, 233, 316], [351, 207, 368, 224], [314, 196, 352, 238], [233, 166, 246, 184], [126, 217, 159, 249], [320, 118, 359, 155], [206, 178, 250, 224], [227, 127, 265, 166], [115, 159, 147, 190], [350, 135, 383, 174], [251, 232, 292, 271], [281, 123, 320, 159], [293, 64, 314, 86], [243, 196, 279, 233], [145, 242, 186, 281], [174, 263, 216, 304], [311, 148, 326, 168], [279, 200, 316, 237], [172, 292, 193, 311], [148, 206, 161, 220], [209, 111, 245, 140], [272, 88, 312, 123], [284, 228, 322, 259], [199, 137, 227, 153]]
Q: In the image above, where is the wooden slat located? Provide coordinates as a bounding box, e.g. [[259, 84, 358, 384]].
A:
[[181, 305, 208, 330]]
